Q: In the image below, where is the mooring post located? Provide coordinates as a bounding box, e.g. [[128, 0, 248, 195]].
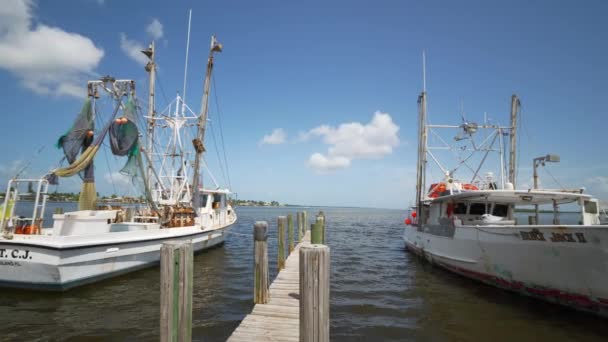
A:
[[278, 216, 286, 270], [303, 211, 308, 233], [288, 214, 295, 253], [300, 244, 330, 342], [316, 211, 325, 244], [297, 212, 303, 242], [311, 222, 322, 244], [253, 221, 269, 304], [54, 207, 63, 215], [160, 240, 193, 342]]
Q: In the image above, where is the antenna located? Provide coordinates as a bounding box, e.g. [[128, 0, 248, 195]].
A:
[[422, 50, 426, 92], [181, 9, 193, 113]]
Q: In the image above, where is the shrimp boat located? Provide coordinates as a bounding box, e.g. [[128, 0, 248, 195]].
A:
[[403, 89, 608, 317], [0, 36, 237, 290]]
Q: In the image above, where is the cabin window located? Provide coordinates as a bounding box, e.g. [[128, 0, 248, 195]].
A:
[[212, 194, 222, 209], [492, 204, 508, 217], [453, 203, 467, 215], [469, 203, 486, 215], [584, 200, 598, 214], [200, 194, 209, 207]]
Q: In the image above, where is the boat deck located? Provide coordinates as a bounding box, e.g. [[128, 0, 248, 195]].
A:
[[227, 230, 311, 342]]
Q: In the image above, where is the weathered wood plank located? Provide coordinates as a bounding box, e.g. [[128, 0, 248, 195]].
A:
[[254, 221, 270, 304], [227, 230, 311, 342], [160, 240, 193, 342]]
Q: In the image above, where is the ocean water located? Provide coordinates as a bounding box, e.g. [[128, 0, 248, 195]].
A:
[[0, 205, 606, 341]]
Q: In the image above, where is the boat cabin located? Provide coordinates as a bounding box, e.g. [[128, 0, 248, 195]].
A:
[[422, 189, 601, 226]]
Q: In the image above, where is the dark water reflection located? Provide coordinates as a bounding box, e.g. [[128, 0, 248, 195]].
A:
[[0, 206, 606, 341]]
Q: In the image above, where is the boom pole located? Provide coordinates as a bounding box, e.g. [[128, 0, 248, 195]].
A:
[[143, 41, 156, 190], [508, 94, 519, 187], [416, 91, 428, 227], [192, 36, 222, 208]]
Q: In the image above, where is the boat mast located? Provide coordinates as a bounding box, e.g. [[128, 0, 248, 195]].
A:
[[143, 41, 156, 188], [192, 36, 222, 208], [416, 91, 428, 226], [508, 94, 519, 187], [415, 51, 428, 226]]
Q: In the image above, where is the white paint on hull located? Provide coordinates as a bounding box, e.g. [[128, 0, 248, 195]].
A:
[[404, 224, 608, 316], [0, 225, 232, 290]]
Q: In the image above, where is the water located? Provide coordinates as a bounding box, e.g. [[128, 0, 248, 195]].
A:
[[0, 206, 606, 341]]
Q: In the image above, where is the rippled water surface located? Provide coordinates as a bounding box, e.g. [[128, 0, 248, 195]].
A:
[[0, 206, 607, 341]]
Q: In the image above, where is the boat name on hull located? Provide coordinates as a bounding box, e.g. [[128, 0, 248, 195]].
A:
[[0, 248, 32, 260], [519, 229, 587, 243]]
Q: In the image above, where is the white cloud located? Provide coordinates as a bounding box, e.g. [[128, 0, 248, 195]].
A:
[[261, 128, 287, 145], [145, 18, 163, 40], [307, 153, 350, 172], [0, 0, 104, 98], [304, 111, 400, 171], [120, 33, 148, 66]]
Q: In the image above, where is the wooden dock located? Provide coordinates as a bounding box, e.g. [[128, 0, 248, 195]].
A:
[[228, 230, 311, 342]]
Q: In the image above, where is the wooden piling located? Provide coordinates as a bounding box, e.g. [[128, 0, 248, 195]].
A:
[[300, 244, 330, 342], [297, 212, 303, 242], [278, 216, 286, 270], [316, 212, 325, 244], [288, 214, 295, 253], [311, 222, 322, 245], [160, 240, 193, 342], [253, 221, 269, 304]]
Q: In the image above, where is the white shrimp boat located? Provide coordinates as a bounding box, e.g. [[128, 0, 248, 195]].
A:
[[0, 36, 237, 290], [404, 87, 608, 316]]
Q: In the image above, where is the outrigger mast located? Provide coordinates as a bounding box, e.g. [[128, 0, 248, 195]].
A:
[[192, 36, 222, 208], [508, 94, 519, 188], [143, 41, 156, 189]]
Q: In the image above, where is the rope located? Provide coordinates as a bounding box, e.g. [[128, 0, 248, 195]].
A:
[[212, 75, 232, 189], [155, 72, 170, 108], [209, 120, 228, 187], [543, 166, 567, 190]]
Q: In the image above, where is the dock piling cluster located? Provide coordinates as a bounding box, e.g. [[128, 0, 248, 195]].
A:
[[160, 210, 330, 342]]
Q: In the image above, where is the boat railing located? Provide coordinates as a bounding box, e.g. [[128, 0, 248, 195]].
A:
[[1, 178, 49, 236]]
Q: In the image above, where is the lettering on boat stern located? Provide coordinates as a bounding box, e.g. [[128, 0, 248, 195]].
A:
[[519, 229, 587, 243], [0, 248, 31, 262]]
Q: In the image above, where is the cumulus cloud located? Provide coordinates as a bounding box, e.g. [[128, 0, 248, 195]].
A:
[[0, 0, 104, 97], [145, 18, 163, 40], [261, 128, 287, 145], [120, 33, 148, 66], [307, 153, 351, 171], [304, 111, 399, 171]]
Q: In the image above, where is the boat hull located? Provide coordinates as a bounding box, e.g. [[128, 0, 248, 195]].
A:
[[0, 226, 230, 291], [403, 224, 608, 317]]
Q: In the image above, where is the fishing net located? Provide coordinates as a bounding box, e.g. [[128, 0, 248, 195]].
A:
[[55, 98, 95, 179], [109, 96, 141, 180], [78, 181, 97, 211]]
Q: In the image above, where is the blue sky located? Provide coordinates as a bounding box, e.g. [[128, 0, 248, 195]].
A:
[[0, 0, 607, 209]]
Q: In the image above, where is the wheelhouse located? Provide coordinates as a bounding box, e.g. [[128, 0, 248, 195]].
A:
[[422, 190, 601, 226]]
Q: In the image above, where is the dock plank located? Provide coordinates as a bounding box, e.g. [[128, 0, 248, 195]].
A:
[[227, 231, 311, 342]]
